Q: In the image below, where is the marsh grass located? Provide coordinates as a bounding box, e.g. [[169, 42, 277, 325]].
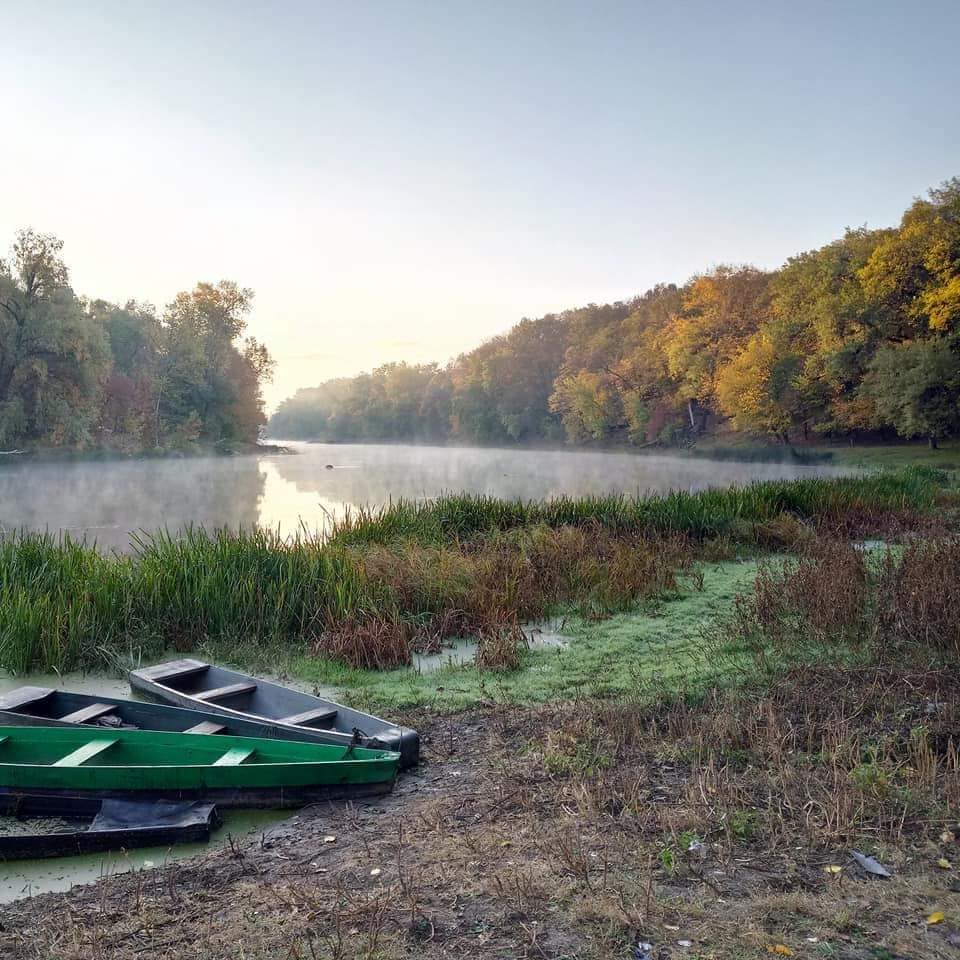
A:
[[325, 525, 695, 668], [0, 469, 943, 673], [330, 468, 939, 546], [876, 537, 960, 656], [474, 621, 528, 671], [311, 614, 415, 670]]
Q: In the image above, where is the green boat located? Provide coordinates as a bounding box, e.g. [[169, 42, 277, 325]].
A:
[[0, 726, 400, 811]]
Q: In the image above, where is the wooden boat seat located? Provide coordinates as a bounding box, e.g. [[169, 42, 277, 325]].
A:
[[213, 746, 256, 766], [184, 721, 228, 735], [54, 738, 118, 767], [59, 703, 116, 724], [195, 682, 257, 703], [280, 707, 338, 728], [0, 686, 55, 711], [137, 659, 209, 683]]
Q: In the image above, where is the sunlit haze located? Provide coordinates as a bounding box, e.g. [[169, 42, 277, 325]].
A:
[[3, 0, 958, 410]]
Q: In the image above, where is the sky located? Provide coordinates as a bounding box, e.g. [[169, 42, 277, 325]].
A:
[[2, 1, 959, 411]]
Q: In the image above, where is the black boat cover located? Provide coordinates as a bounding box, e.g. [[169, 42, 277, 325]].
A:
[[90, 800, 218, 831]]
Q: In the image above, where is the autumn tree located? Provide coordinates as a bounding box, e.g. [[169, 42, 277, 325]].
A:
[[663, 266, 772, 432], [548, 300, 640, 443], [859, 178, 960, 336], [715, 332, 804, 440], [549, 369, 620, 441], [268, 175, 960, 450], [760, 229, 893, 437]]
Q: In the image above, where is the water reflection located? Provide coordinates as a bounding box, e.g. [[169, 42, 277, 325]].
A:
[[0, 442, 849, 551], [0, 455, 266, 552]]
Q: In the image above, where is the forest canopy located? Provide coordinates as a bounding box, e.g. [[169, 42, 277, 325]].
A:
[[0, 230, 273, 451], [270, 177, 960, 449]]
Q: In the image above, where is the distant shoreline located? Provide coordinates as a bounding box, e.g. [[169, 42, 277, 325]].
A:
[[0, 440, 292, 466], [268, 435, 834, 462], [265, 436, 960, 470]]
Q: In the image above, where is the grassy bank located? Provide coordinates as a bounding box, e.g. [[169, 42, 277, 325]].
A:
[[687, 437, 960, 472], [0, 469, 943, 676], [283, 558, 759, 712]]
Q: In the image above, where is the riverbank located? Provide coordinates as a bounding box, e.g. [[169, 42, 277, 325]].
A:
[[689, 438, 960, 472], [4, 662, 958, 959], [269, 435, 960, 470], [1, 466, 959, 957]]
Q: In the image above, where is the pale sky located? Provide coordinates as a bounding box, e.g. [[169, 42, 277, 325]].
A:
[[3, 1, 958, 410]]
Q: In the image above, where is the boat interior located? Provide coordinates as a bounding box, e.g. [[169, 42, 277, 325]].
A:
[[144, 662, 341, 730], [0, 728, 354, 768], [0, 688, 222, 734]]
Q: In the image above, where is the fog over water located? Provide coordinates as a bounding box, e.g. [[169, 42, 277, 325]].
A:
[[0, 442, 851, 552]]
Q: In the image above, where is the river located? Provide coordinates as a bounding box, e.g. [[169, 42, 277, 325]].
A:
[[0, 442, 848, 551]]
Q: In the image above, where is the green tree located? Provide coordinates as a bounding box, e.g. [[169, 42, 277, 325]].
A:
[[0, 230, 109, 446], [158, 281, 271, 442], [863, 337, 960, 448], [549, 369, 620, 442], [770, 228, 890, 435]]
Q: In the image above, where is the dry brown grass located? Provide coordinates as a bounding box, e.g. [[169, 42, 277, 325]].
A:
[[6, 666, 959, 960], [730, 538, 871, 653], [311, 527, 697, 671], [877, 537, 960, 656], [474, 622, 527, 671], [721, 534, 960, 670], [312, 614, 415, 669]]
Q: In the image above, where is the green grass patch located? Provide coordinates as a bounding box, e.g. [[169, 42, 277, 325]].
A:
[[823, 440, 960, 473], [285, 559, 762, 712]]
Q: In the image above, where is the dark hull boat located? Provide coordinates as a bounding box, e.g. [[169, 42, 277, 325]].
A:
[[0, 799, 219, 860], [0, 726, 400, 810], [129, 659, 419, 768], [0, 685, 380, 747]]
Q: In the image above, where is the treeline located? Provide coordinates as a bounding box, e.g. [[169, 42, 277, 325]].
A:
[[0, 230, 273, 451], [270, 177, 960, 448]]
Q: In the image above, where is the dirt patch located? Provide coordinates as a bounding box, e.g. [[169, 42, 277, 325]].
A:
[[2, 673, 959, 960]]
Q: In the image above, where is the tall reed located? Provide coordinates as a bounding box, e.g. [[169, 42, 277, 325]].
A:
[[329, 469, 938, 546]]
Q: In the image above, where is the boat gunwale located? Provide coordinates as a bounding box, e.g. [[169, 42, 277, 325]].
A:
[[129, 663, 421, 769], [0, 688, 389, 749], [0, 726, 400, 769], [130, 660, 405, 736]]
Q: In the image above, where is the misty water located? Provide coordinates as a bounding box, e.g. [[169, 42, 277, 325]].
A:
[[0, 442, 849, 551]]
